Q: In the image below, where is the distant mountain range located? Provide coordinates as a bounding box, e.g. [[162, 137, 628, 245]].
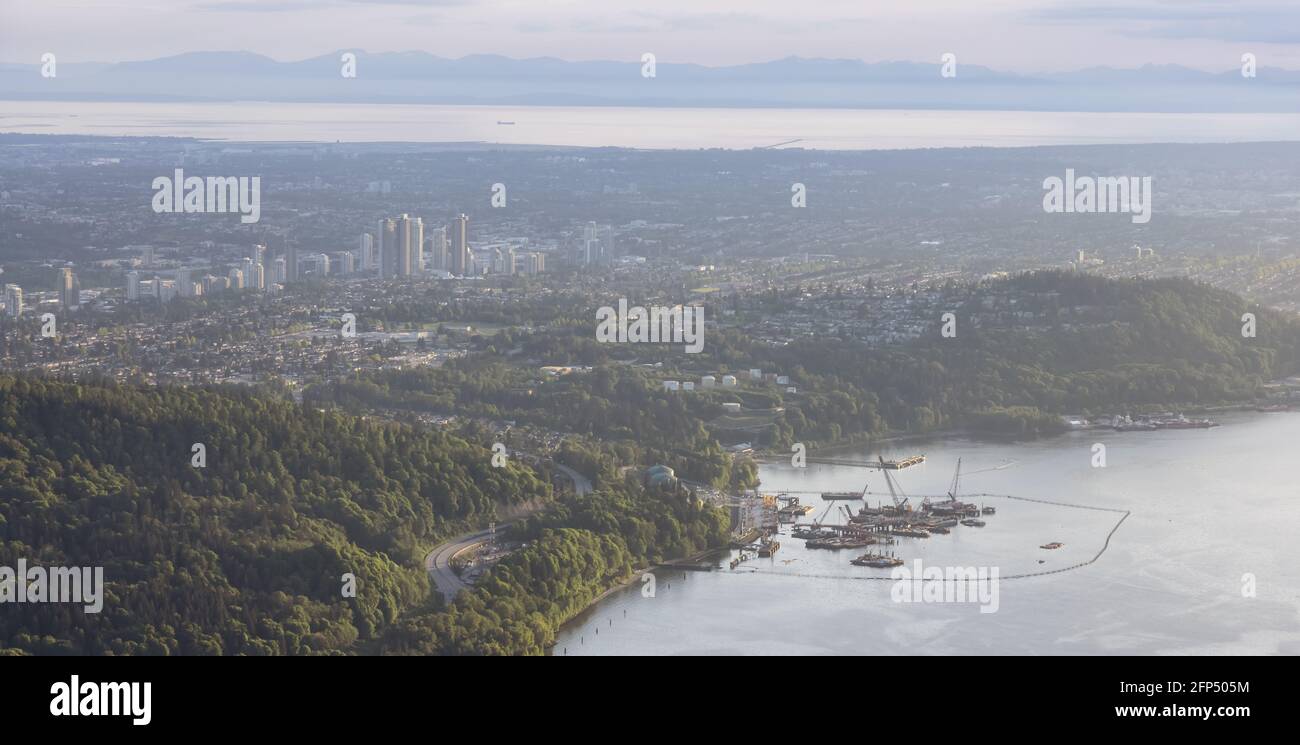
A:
[[2, 52, 1299, 112]]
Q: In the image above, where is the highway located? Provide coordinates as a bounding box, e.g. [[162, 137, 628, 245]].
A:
[[424, 456, 592, 601], [551, 460, 593, 495], [425, 527, 494, 602]]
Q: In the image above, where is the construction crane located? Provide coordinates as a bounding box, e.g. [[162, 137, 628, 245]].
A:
[[879, 456, 910, 514], [947, 457, 963, 502]]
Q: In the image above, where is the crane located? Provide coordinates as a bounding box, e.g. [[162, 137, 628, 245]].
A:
[[946, 457, 963, 502], [879, 456, 910, 514]]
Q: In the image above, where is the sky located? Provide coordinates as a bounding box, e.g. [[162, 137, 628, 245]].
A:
[[2, 0, 1300, 71]]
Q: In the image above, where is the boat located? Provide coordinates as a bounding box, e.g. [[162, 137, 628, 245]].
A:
[[1155, 414, 1218, 429], [496, 120, 516, 125], [758, 538, 781, 557], [852, 552, 904, 568], [792, 527, 835, 540], [880, 454, 925, 469], [1113, 415, 1158, 431], [960, 518, 986, 528], [1040, 542, 1064, 550], [777, 502, 814, 523], [821, 491, 864, 501], [928, 526, 951, 535], [982, 505, 996, 515], [806, 535, 875, 550], [890, 526, 931, 538]]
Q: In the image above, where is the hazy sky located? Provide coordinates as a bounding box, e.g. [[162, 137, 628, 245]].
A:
[[3, 0, 1299, 71]]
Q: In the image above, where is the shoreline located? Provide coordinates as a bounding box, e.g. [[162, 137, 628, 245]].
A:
[[548, 546, 726, 654], [551, 406, 1292, 651], [751, 400, 1290, 462]]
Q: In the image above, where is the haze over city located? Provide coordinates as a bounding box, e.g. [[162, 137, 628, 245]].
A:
[[0, 1, 1293, 723]]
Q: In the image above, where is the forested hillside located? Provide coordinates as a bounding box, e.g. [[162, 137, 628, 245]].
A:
[[379, 483, 730, 655], [729, 273, 1300, 441], [0, 376, 549, 654], [0, 375, 731, 655]]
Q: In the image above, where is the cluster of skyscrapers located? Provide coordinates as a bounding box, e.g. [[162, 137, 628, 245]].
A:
[[127, 244, 271, 303], [1, 266, 81, 320], [363, 213, 473, 278], [112, 210, 551, 308]]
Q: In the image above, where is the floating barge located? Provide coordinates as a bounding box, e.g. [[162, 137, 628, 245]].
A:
[[879, 455, 926, 469], [852, 552, 903, 568], [890, 526, 931, 539], [806, 535, 877, 550], [778, 500, 816, 521]]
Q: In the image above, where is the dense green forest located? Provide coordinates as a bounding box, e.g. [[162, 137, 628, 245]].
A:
[[719, 273, 1300, 443], [0, 376, 551, 654], [378, 479, 729, 655], [0, 375, 730, 655], [306, 363, 759, 489]]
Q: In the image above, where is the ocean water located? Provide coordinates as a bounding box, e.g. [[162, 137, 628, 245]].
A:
[[5, 100, 1300, 149], [554, 411, 1300, 655]]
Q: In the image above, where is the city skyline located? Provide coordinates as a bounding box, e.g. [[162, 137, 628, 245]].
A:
[[1, 0, 1296, 681]]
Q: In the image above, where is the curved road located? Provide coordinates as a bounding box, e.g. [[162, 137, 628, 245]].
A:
[[425, 456, 592, 601], [425, 527, 494, 602], [551, 461, 594, 496]]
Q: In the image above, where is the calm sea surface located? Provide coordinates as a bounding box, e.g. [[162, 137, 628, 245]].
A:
[[4, 101, 1300, 149], [555, 411, 1300, 655]]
